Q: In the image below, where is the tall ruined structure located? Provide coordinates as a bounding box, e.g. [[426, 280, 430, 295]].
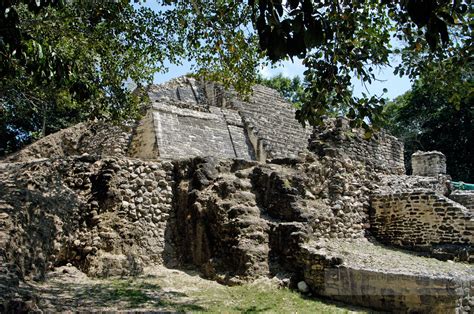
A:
[[130, 77, 313, 161], [1, 77, 473, 313]]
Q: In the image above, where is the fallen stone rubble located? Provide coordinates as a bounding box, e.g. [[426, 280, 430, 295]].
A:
[[1, 151, 472, 312], [0, 78, 472, 313]]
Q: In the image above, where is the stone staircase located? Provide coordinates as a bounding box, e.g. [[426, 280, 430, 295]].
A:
[[450, 191, 474, 212], [230, 85, 312, 160], [172, 158, 271, 283], [300, 239, 473, 313]]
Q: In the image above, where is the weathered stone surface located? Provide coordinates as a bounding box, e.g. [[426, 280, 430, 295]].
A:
[[147, 77, 312, 161], [412, 151, 447, 177], [297, 281, 309, 293], [152, 103, 246, 159], [375, 173, 451, 195], [309, 117, 405, 175], [370, 191, 474, 261], [148, 78, 256, 160], [0, 77, 472, 313], [222, 85, 313, 161], [0, 156, 175, 282], [3, 121, 132, 162], [450, 191, 474, 212], [300, 240, 473, 313], [171, 158, 270, 283]]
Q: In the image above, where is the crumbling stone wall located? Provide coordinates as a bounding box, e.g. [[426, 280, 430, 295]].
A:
[[370, 191, 473, 260], [0, 203, 22, 311], [262, 155, 375, 240], [310, 118, 405, 175], [148, 78, 312, 162], [2, 151, 377, 285], [0, 156, 175, 280], [218, 85, 313, 160], [3, 122, 132, 162], [412, 151, 447, 176], [164, 152, 388, 285], [171, 157, 271, 283], [1, 78, 473, 313], [374, 173, 451, 196]]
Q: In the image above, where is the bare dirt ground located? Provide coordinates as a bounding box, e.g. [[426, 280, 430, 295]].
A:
[[21, 265, 368, 313]]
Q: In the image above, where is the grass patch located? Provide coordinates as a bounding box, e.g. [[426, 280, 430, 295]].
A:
[[190, 283, 364, 313], [37, 268, 368, 312], [106, 280, 155, 307], [93, 278, 366, 313], [94, 279, 206, 311], [72, 279, 163, 308]]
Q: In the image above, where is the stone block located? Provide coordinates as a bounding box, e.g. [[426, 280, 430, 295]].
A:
[[412, 151, 447, 177]]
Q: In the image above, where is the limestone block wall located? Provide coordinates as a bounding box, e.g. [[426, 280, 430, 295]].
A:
[[303, 259, 471, 313], [232, 85, 313, 160], [205, 83, 313, 161], [221, 108, 256, 160], [310, 118, 405, 175], [412, 151, 447, 176], [153, 103, 236, 159], [370, 191, 473, 254], [297, 241, 473, 313], [148, 78, 255, 160]]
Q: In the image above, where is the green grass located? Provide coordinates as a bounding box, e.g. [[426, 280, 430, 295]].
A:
[[40, 271, 368, 312], [106, 280, 154, 307], [190, 283, 364, 313], [87, 278, 365, 313]]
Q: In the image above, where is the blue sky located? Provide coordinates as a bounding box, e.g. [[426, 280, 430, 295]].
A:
[[260, 58, 412, 100], [153, 58, 412, 101], [141, 1, 412, 101]]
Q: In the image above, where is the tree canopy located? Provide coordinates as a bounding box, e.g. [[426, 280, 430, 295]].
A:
[[257, 74, 306, 107], [164, 0, 471, 128], [1, 0, 174, 154], [1, 0, 472, 155], [384, 65, 473, 182], [253, 0, 471, 129]]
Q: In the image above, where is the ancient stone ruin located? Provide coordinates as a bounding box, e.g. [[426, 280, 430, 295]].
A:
[[1, 76, 473, 312], [412, 151, 447, 177]]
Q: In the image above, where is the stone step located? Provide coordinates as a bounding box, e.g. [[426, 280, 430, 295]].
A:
[[230, 191, 256, 205], [449, 192, 474, 212], [229, 216, 266, 229], [227, 205, 260, 218], [301, 239, 473, 313]]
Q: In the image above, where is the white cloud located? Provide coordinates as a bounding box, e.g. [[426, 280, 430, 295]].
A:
[[258, 58, 305, 78], [258, 64, 272, 78]]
